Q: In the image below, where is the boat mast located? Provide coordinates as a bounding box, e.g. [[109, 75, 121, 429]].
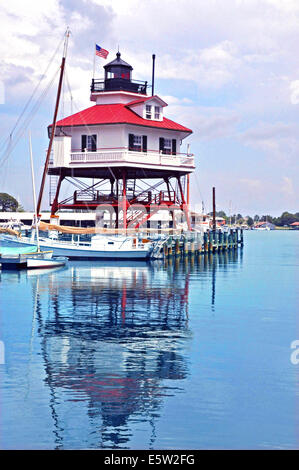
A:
[[36, 27, 70, 216]]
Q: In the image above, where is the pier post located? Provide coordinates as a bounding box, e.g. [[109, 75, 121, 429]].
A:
[[190, 234, 195, 256], [224, 231, 228, 250], [233, 229, 237, 249], [175, 237, 180, 257], [204, 232, 208, 253], [184, 238, 189, 256], [214, 230, 218, 252], [218, 229, 223, 251], [197, 233, 202, 256], [163, 243, 168, 258], [228, 229, 233, 250], [168, 237, 173, 257], [209, 230, 213, 252]]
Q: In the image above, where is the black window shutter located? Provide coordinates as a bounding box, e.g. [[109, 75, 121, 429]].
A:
[[81, 135, 87, 152], [91, 134, 97, 152], [129, 133, 134, 150], [159, 137, 165, 153], [172, 139, 176, 155], [142, 135, 147, 152]]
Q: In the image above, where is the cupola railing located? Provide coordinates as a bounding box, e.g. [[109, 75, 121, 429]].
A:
[[91, 78, 148, 94]]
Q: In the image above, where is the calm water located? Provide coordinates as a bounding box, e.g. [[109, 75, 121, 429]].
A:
[[0, 231, 298, 449]]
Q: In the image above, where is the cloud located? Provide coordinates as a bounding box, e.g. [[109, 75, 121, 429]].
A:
[[290, 80, 299, 104], [0, 80, 4, 105], [165, 103, 240, 141], [161, 96, 192, 105], [280, 176, 294, 197], [241, 122, 297, 143], [239, 178, 263, 191], [240, 121, 299, 164]]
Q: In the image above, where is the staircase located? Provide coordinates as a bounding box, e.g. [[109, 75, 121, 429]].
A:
[[49, 175, 59, 206]]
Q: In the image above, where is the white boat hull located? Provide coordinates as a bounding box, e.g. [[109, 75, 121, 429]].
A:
[[1, 235, 152, 260], [26, 256, 68, 269]]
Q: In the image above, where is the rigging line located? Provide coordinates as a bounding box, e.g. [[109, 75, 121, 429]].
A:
[[0, 66, 60, 168], [65, 177, 92, 190], [64, 67, 73, 116], [0, 67, 59, 166], [71, 99, 100, 139], [0, 33, 65, 154], [193, 171, 205, 211]]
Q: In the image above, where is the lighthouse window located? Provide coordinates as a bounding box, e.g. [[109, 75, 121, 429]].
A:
[[128, 134, 142, 151], [146, 105, 152, 119], [81, 134, 97, 152], [133, 135, 142, 150], [129, 134, 147, 152], [154, 106, 160, 119], [163, 139, 172, 154]]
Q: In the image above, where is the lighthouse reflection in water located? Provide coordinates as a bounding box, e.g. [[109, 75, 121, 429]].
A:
[[1, 251, 240, 449]]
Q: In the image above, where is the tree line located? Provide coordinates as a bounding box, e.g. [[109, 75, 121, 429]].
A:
[[208, 211, 299, 227]]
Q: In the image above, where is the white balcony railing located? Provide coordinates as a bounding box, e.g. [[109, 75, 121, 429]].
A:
[[67, 149, 195, 168]]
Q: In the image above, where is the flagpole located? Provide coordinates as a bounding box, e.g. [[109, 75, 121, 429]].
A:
[[93, 43, 96, 79]]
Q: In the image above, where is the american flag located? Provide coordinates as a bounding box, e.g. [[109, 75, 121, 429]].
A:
[[95, 44, 109, 59]]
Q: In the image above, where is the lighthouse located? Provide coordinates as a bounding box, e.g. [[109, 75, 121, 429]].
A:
[[48, 51, 195, 230]]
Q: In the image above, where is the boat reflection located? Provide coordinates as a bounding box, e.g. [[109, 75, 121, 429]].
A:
[[3, 250, 241, 449]]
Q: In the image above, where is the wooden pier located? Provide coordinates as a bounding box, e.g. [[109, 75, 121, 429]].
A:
[[153, 228, 243, 259]]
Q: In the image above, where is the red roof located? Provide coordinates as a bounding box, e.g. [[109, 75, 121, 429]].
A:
[[53, 103, 192, 133], [290, 222, 299, 226]]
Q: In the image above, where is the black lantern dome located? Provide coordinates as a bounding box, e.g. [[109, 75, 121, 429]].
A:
[[104, 51, 133, 77], [91, 51, 147, 95]]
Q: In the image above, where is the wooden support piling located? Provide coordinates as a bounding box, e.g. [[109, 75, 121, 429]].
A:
[[214, 230, 218, 252], [168, 239, 173, 257], [204, 232, 209, 253], [175, 238, 180, 257], [163, 243, 168, 257], [209, 230, 213, 252], [184, 239, 189, 256]]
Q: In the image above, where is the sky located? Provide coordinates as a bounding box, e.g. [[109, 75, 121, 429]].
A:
[[0, 0, 298, 216]]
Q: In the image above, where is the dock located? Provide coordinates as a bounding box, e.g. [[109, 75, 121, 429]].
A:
[[152, 228, 244, 259]]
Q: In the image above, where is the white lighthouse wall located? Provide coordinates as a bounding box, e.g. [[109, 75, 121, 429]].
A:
[[57, 124, 183, 154], [93, 92, 146, 105], [60, 125, 127, 151], [129, 103, 144, 118], [53, 136, 71, 166]]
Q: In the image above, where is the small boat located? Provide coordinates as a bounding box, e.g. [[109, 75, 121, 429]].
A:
[[0, 246, 67, 270], [26, 256, 68, 269], [0, 247, 51, 270]]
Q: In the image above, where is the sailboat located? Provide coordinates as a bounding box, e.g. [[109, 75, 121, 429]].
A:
[[0, 134, 68, 270]]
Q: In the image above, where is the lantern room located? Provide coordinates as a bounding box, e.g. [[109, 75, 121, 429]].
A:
[[91, 52, 148, 95]]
